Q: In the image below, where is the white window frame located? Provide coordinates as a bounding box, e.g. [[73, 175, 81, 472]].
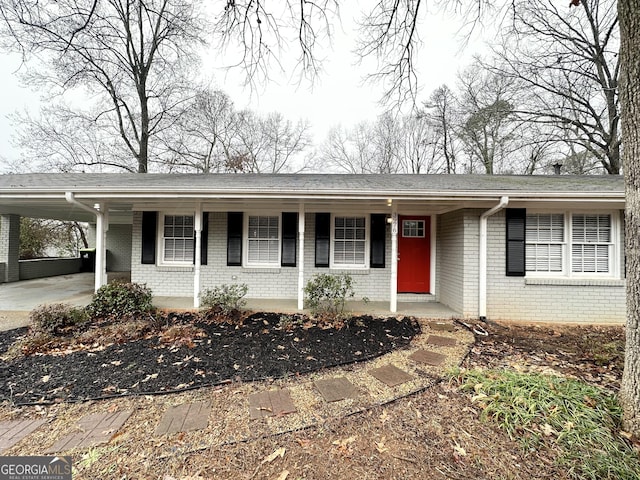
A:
[[244, 213, 281, 267], [330, 214, 369, 269], [525, 210, 619, 278], [157, 212, 195, 266]]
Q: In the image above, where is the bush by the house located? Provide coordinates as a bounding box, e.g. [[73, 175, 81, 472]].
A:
[[304, 273, 355, 321], [29, 303, 88, 335], [200, 283, 249, 315], [86, 281, 153, 318]]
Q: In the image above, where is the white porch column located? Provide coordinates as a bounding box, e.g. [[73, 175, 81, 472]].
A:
[[95, 203, 108, 292], [193, 203, 203, 308], [390, 209, 398, 313], [297, 203, 306, 310]]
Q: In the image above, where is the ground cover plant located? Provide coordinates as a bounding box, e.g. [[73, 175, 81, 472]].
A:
[[455, 369, 640, 480]]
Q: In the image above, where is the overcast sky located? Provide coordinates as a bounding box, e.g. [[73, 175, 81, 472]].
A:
[[0, 5, 486, 167]]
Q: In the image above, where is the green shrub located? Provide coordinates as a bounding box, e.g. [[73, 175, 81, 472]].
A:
[[86, 281, 153, 318], [29, 303, 88, 335], [304, 273, 355, 320], [200, 283, 248, 314]]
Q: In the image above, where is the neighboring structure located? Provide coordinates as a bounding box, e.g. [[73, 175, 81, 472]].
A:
[[0, 173, 626, 323]]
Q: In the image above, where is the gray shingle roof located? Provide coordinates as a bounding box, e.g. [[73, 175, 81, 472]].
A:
[[0, 173, 624, 197]]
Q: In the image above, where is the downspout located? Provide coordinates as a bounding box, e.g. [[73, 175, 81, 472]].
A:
[[479, 196, 509, 321], [65, 192, 106, 293]]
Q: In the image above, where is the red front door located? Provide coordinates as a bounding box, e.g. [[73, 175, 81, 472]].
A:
[[397, 216, 431, 293]]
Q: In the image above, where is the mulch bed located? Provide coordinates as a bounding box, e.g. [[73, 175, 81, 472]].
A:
[[0, 313, 420, 405]]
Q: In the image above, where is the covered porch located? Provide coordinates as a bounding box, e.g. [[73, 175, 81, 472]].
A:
[[0, 272, 460, 331]]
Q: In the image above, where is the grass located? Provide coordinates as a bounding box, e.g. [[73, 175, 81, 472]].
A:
[[452, 369, 640, 480]]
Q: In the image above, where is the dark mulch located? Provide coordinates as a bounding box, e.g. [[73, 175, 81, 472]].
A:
[[0, 313, 420, 405]]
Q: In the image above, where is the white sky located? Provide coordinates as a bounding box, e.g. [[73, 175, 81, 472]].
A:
[[0, 5, 487, 167]]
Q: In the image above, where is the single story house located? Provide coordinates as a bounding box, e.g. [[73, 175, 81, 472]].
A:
[[0, 173, 626, 323]]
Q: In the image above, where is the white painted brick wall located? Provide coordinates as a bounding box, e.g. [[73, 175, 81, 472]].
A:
[[484, 210, 625, 323], [131, 211, 394, 301], [0, 214, 20, 283]]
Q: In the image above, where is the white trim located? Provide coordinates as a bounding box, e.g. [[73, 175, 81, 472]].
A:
[[390, 209, 398, 313], [297, 204, 305, 310], [193, 204, 202, 308], [430, 215, 436, 295], [243, 212, 282, 268], [330, 214, 369, 270]]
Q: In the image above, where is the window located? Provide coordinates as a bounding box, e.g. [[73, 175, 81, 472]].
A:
[[571, 214, 611, 273], [525, 212, 615, 277], [333, 216, 367, 267], [247, 215, 280, 266], [403, 220, 425, 238], [162, 214, 194, 263], [526, 213, 564, 272]]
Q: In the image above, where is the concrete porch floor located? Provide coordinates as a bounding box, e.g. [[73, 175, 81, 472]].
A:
[[0, 273, 460, 331]]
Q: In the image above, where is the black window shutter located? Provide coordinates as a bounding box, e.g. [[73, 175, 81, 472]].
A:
[[227, 212, 243, 266], [506, 208, 526, 276], [315, 213, 330, 268], [370, 214, 386, 268], [200, 212, 209, 266], [141, 211, 157, 265], [281, 212, 298, 267]]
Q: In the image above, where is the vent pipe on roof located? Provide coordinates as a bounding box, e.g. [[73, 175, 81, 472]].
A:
[[553, 162, 563, 175], [479, 196, 509, 321]]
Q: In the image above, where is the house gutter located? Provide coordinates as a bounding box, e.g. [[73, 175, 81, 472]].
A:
[[478, 196, 509, 321], [65, 192, 107, 293]]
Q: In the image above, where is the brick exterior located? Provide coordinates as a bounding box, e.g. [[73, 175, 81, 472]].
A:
[[131, 211, 395, 300], [126, 206, 625, 323], [0, 214, 20, 283], [482, 210, 625, 323]]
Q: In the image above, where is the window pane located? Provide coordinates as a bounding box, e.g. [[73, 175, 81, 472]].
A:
[[571, 214, 611, 273], [334, 216, 366, 265], [163, 215, 194, 262], [525, 213, 564, 273], [247, 215, 280, 265]]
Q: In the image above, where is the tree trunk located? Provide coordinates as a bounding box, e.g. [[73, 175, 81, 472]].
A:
[[619, 0, 640, 436]]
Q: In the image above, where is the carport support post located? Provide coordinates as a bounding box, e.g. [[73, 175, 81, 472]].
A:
[[297, 203, 305, 310], [193, 203, 202, 309], [95, 203, 108, 292], [0, 214, 20, 283]]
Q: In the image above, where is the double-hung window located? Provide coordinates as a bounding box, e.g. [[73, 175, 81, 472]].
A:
[[246, 215, 280, 266], [571, 214, 612, 274], [332, 216, 367, 268], [526, 213, 564, 273], [161, 214, 194, 264], [525, 212, 615, 276]]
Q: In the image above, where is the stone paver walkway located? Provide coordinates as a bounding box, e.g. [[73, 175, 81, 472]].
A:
[[369, 363, 415, 387], [45, 410, 133, 453], [0, 419, 46, 453], [248, 389, 297, 419], [314, 376, 359, 402], [155, 402, 210, 436], [0, 319, 474, 454]]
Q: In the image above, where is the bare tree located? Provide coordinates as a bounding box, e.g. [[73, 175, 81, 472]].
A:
[[0, 0, 205, 173], [422, 85, 461, 174], [457, 65, 522, 174], [232, 111, 313, 173], [488, 0, 620, 174], [619, 0, 640, 436], [321, 112, 443, 174], [10, 106, 136, 173], [160, 89, 239, 173]]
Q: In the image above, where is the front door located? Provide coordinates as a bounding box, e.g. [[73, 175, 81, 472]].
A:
[[397, 216, 431, 293]]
